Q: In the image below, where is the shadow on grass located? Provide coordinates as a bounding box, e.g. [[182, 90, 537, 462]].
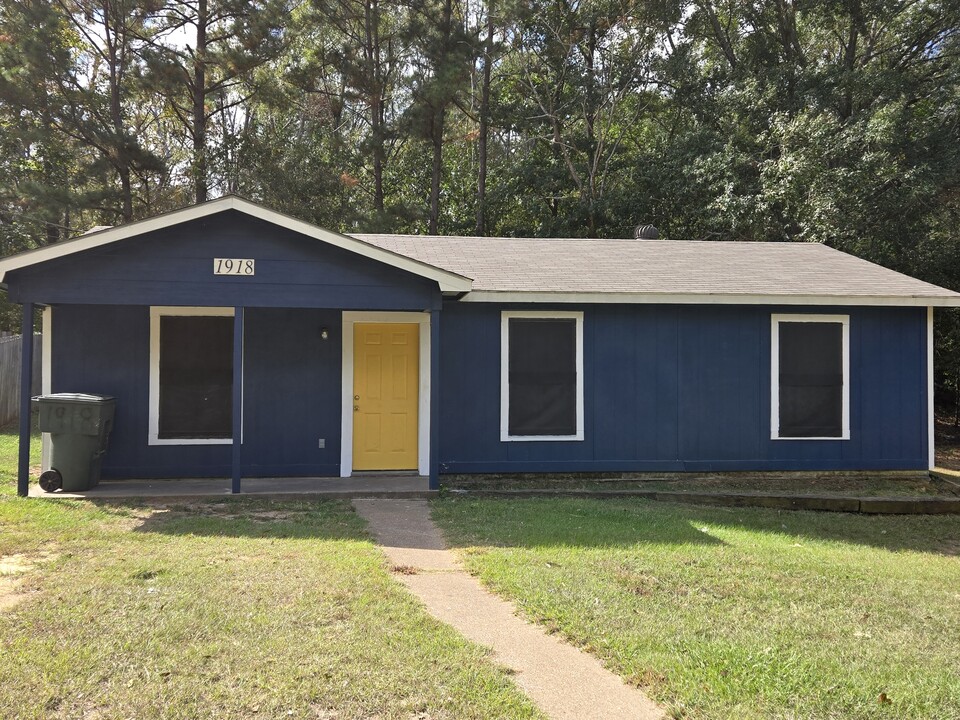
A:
[[86, 497, 370, 542], [434, 497, 960, 556], [677, 501, 960, 556], [434, 497, 728, 549]]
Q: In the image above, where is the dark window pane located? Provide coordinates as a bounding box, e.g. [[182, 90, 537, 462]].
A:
[[508, 318, 577, 436], [778, 321, 843, 437], [159, 316, 233, 439]]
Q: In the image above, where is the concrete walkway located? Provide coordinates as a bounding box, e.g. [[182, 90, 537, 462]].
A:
[[353, 499, 664, 720]]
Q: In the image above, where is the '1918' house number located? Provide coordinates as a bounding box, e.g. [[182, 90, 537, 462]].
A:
[[214, 258, 255, 275]]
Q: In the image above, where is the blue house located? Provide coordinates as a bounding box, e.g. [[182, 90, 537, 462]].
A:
[[3, 196, 959, 496]]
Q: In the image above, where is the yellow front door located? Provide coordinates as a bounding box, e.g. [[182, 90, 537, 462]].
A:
[[353, 323, 419, 471]]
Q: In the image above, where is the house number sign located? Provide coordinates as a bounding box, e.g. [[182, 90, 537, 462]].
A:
[[214, 258, 255, 275]]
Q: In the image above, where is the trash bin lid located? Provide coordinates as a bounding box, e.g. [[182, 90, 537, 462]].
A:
[[33, 393, 115, 403]]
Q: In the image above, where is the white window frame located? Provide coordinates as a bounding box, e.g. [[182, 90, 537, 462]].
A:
[[500, 310, 584, 442], [771, 313, 850, 441], [149, 306, 236, 446]]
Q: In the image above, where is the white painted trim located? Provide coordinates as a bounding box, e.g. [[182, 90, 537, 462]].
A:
[[40, 306, 52, 471], [0, 195, 473, 293], [500, 310, 585, 442], [340, 311, 431, 477], [460, 291, 960, 307], [770, 313, 850, 441], [148, 306, 236, 446], [928, 306, 935, 469]]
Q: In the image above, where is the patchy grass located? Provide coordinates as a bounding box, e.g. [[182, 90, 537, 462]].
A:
[[0, 430, 543, 719], [432, 497, 960, 720], [0, 423, 41, 498]]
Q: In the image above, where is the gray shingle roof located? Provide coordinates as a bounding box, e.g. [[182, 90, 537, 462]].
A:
[[351, 234, 960, 304]]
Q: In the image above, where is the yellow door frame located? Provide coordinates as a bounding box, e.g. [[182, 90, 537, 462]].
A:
[[340, 311, 431, 477]]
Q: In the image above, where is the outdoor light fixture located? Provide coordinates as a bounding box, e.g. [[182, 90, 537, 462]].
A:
[[320, 327, 330, 340]]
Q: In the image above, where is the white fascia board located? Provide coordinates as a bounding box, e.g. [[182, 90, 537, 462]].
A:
[[0, 196, 473, 293], [458, 291, 960, 307]]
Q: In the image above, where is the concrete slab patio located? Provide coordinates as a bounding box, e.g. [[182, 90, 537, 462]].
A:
[[354, 499, 664, 720], [27, 475, 431, 499]]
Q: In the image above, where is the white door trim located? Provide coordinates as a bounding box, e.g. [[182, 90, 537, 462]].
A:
[[41, 306, 52, 470], [928, 306, 935, 469], [340, 311, 431, 477]]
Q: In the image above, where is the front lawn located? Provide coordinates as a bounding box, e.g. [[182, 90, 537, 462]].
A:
[[0, 428, 542, 719], [433, 497, 960, 720]]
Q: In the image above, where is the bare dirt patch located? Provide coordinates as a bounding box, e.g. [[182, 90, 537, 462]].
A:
[[169, 503, 309, 522], [390, 564, 419, 575], [936, 420, 960, 471], [0, 551, 56, 612]]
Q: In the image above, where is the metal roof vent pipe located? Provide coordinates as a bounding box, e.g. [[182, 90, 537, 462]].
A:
[[633, 224, 660, 240]]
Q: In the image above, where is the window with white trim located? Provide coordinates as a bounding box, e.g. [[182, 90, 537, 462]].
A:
[[771, 314, 849, 440], [501, 311, 584, 441], [149, 307, 234, 445]]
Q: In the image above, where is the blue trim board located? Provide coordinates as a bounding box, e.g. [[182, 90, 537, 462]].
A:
[[231, 307, 244, 493], [429, 308, 441, 489]]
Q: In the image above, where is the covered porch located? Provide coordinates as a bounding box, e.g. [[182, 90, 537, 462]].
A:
[[1, 198, 471, 497]]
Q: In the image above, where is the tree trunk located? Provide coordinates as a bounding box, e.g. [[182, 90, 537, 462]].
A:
[[106, 19, 133, 222], [428, 0, 453, 234], [366, 0, 386, 213], [193, 0, 208, 204], [429, 107, 444, 234], [475, 2, 493, 236], [584, 20, 597, 238]]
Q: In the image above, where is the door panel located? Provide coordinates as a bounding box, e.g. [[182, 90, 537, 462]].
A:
[[353, 323, 419, 470]]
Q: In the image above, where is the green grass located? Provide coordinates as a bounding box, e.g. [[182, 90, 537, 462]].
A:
[[432, 497, 960, 720], [0, 423, 41, 498], [0, 429, 543, 719]]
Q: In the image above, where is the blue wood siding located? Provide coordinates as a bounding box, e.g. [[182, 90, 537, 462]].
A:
[[438, 303, 929, 473], [51, 305, 343, 479], [8, 210, 440, 310], [49, 299, 928, 479]]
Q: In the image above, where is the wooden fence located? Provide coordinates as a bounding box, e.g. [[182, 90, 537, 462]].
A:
[[0, 334, 42, 428]]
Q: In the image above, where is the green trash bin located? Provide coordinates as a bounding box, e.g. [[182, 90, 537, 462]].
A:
[[32, 394, 116, 492]]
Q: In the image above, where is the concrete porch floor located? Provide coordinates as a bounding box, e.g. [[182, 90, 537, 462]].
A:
[[27, 475, 432, 499]]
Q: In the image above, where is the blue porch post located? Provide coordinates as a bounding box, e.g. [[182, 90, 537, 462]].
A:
[[231, 306, 244, 494], [430, 308, 440, 490], [17, 303, 35, 497]]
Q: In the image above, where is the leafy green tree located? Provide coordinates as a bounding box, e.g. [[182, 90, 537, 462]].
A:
[[53, 0, 167, 221], [403, 0, 474, 233], [139, 0, 291, 203]]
